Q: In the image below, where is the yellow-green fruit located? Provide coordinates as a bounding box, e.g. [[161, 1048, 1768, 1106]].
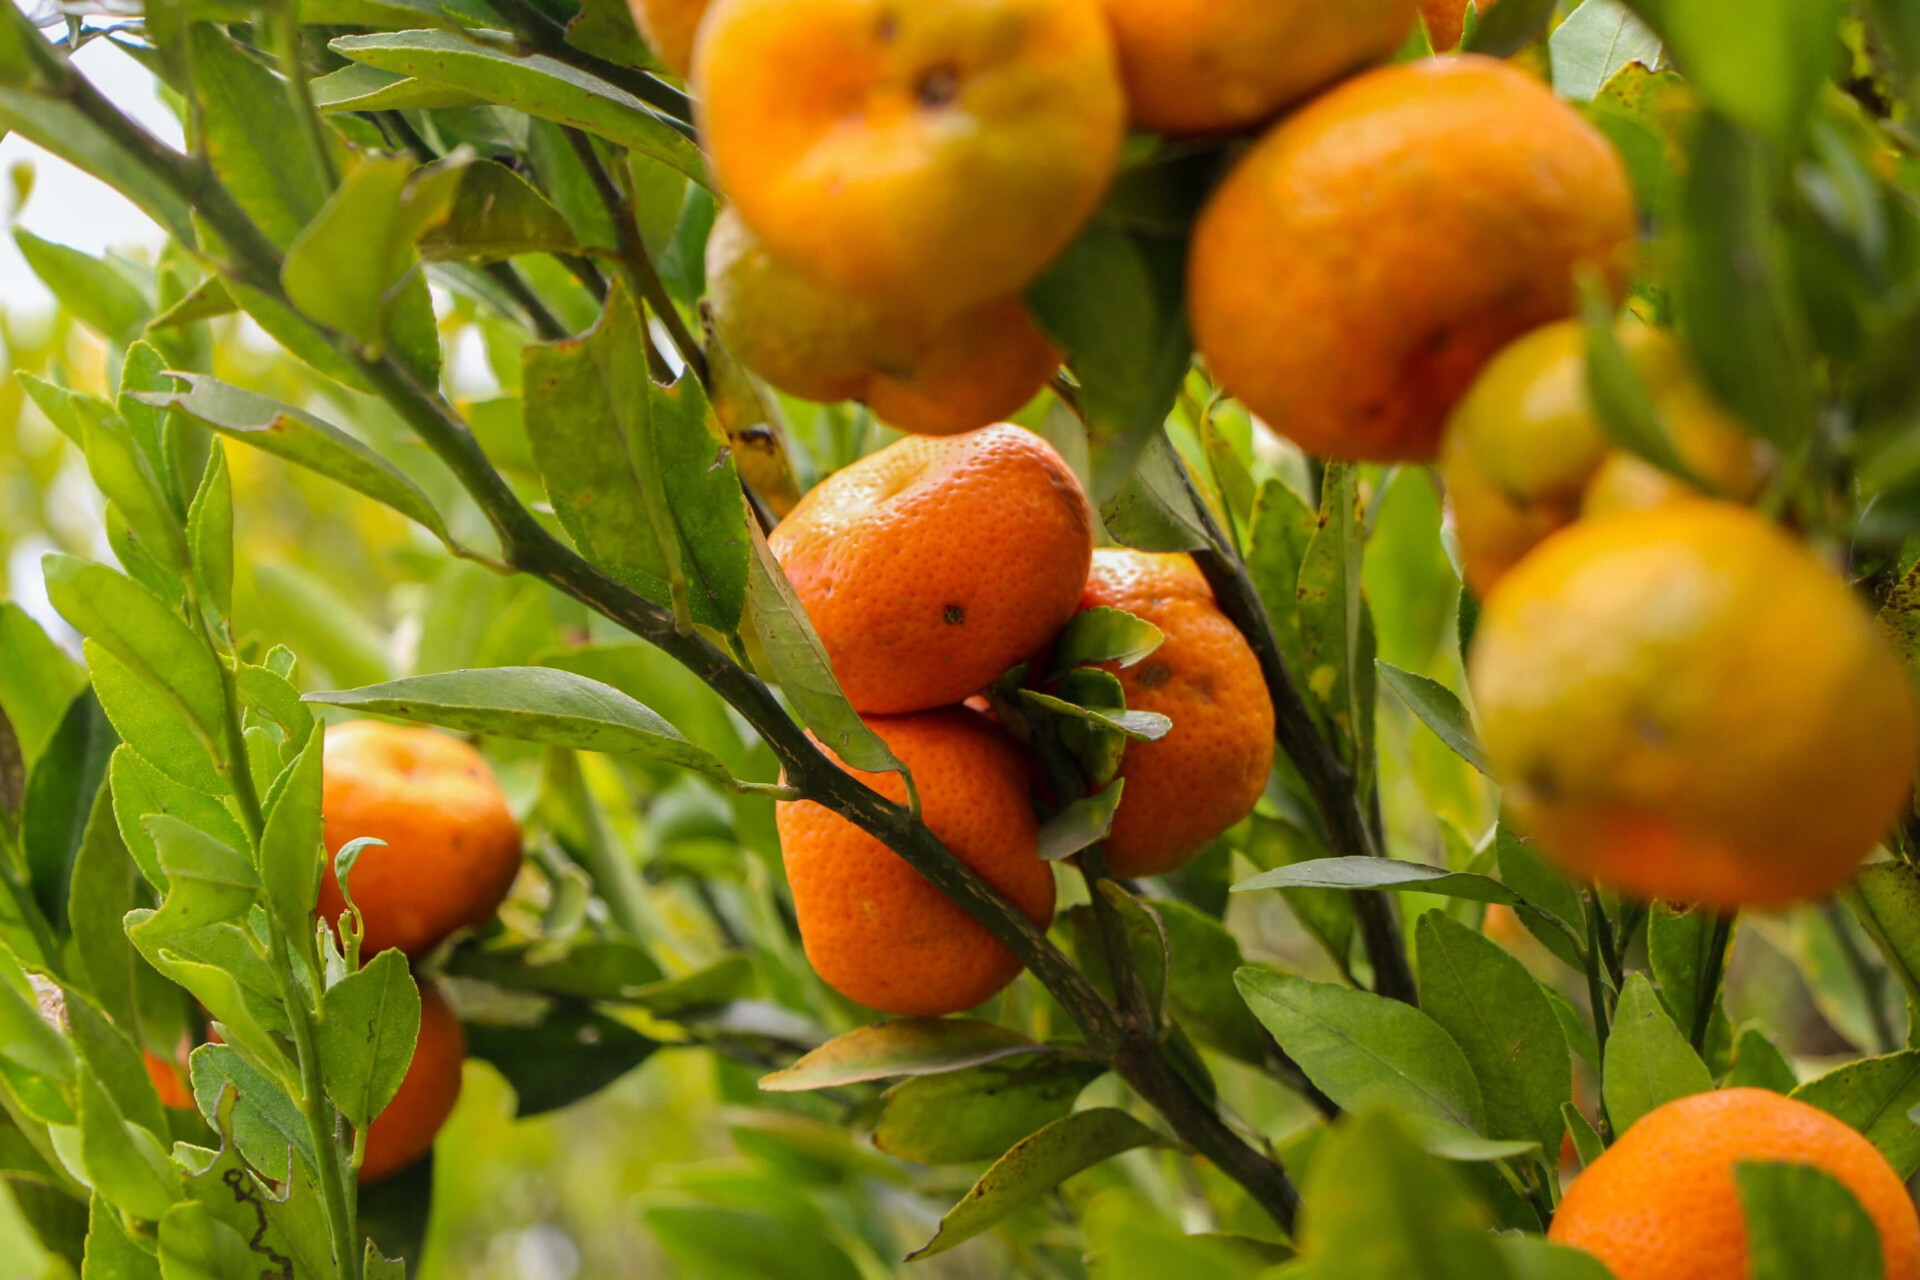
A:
[[704, 207, 1060, 436], [1439, 320, 1770, 595], [1470, 501, 1917, 909]]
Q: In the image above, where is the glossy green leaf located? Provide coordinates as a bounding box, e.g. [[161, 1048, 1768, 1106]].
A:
[[156, 1197, 258, 1280], [1494, 829, 1589, 970], [1737, 1161, 1883, 1280], [21, 689, 116, 932], [75, 1066, 178, 1221], [13, 230, 150, 346], [86, 642, 223, 795], [1157, 900, 1268, 1064], [191, 26, 340, 247], [1795, 1051, 1920, 1178], [1848, 862, 1920, 1008], [59, 985, 166, 1144], [1729, 1025, 1799, 1093], [185, 444, 234, 621], [1099, 429, 1211, 553], [1235, 967, 1486, 1139], [523, 281, 747, 630], [330, 30, 708, 187], [311, 63, 489, 112], [909, 1108, 1166, 1260], [1416, 912, 1571, 1157], [109, 746, 245, 894], [419, 159, 579, 262], [258, 723, 324, 943], [1647, 903, 1724, 1038], [445, 937, 666, 1001], [761, 1019, 1042, 1093], [1046, 607, 1165, 678], [873, 1055, 1106, 1166], [0, 604, 86, 769], [1017, 689, 1172, 741], [1037, 780, 1125, 861], [318, 948, 420, 1130], [44, 556, 224, 744], [1602, 974, 1712, 1136], [137, 374, 458, 553], [78, 401, 189, 575], [235, 663, 313, 750], [138, 816, 258, 938], [742, 514, 902, 775], [306, 666, 740, 786], [1561, 1102, 1605, 1169], [84, 1192, 160, 1279], [643, 1205, 861, 1280], [66, 786, 148, 1054], [187, 1045, 314, 1186], [1550, 0, 1663, 100], [1376, 662, 1490, 776], [463, 1003, 658, 1116]]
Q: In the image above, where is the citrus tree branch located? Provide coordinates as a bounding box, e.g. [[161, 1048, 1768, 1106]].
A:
[[481, 0, 697, 134], [1176, 461, 1419, 1005], [30, 43, 1303, 1232]]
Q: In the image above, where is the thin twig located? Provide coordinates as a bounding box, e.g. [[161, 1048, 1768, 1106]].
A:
[[482, 0, 697, 135], [1688, 912, 1735, 1053]]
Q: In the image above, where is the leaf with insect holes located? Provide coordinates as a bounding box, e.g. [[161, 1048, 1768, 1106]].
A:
[[910, 1109, 1167, 1259], [319, 949, 421, 1130]]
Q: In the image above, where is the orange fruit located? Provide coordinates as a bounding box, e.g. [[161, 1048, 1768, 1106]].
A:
[[1420, 0, 1494, 50], [1097, 0, 1417, 134], [694, 0, 1125, 315], [1188, 56, 1635, 462], [627, 0, 708, 76], [704, 206, 1059, 436], [1549, 1088, 1920, 1280], [777, 707, 1056, 1015], [1440, 320, 1770, 595], [1074, 549, 1274, 877], [361, 979, 465, 1184], [318, 721, 523, 957], [769, 424, 1095, 714], [1470, 502, 1917, 908], [144, 1047, 194, 1109]]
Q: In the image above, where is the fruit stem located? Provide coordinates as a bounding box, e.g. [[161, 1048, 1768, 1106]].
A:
[[54, 49, 1309, 1232], [1177, 451, 1418, 1005]]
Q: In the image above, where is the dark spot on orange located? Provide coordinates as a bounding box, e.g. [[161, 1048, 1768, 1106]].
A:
[[917, 65, 961, 109], [943, 604, 965, 625], [1138, 663, 1171, 689]]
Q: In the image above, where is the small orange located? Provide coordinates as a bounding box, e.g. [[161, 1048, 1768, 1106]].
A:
[[1550, 1088, 1920, 1280], [1097, 0, 1417, 134], [1188, 56, 1635, 462], [1440, 320, 1770, 595], [626, 0, 709, 76], [1074, 549, 1274, 877], [694, 0, 1125, 315], [777, 708, 1056, 1015], [318, 721, 523, 957], [769, 424, 1094, 714], [704, 207, 1059, 435], [360, 979, 465, 1184], [144, 1047, 194, 1109], [1471, 502, 1917, 908], [1420, 0, 1495, 50]]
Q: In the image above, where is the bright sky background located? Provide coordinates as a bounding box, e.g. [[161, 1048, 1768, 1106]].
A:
[[0, 34, 178, 311]]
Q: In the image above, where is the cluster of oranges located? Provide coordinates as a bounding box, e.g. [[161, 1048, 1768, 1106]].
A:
[[768, 426, 1274, 1015]]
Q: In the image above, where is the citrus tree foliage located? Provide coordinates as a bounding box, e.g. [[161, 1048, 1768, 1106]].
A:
[[1, 0, 1919, 1277]]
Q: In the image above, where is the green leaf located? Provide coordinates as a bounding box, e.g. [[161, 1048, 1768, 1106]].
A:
[[419, 159, 579, 262], [86, 643, 223, 795], [258, 723, 324, 944], [1017, 689, 1172, 741], [156, 1198, 258, 1280], [1081, 883, 1171, 1030], [149, 276, 237, 331], [1099, 430, 1210, 553], [66, 786, 148, 1050], [523, 281, 748, 630], [1495, 1236, 1615, 1279], [1462, 0, 1554, 55], [909, 1109, 1166, 1260], [318, 949, 420, 1130], [59, 985, 166, 1144], [1549, 0, 1663, 100], [1376, 662, 1490, 776], [251, 562, 392, 691], [1580, 285, 1696, 481], [21, 689, 116, 932], [1297, 462, 1366, 763], [84, 1192, 160, 1279], [330, 30, 708, 187], [0, 604, 86, 769], [137, 373, 459, 554], [1415, 912, 1571, 1158], [1649, 0, 1840, 146], [311, 62, 490, 112], [77, 402, 189, 575], [1602, 973, 1712, 1135], [1737, 1161, 1884, 1280], [1288, 1107, 1505, 1278], [444, 937, 665, 1001], [1794, 1051, 1920, 1178], [16, 372, 105, 449], [191, 27, 339, 248], [305, 666, 742, 787], [564, 0, 655, 68], [1677, 111, 1812, 445], [1561, 1102, 1605, 1169], [643, 1206, 861, 1280], [760, 1020, 1042, 1093], [225, 280, 377, 392], [187, 1043, 316, 1186], [13, 231, 151, 346], [126, 919, 288, 1048], [44, 556, 224, 745], [1494, 829, 1589, 970], [874, 1056, 1107, 1166], [138, 816, 259, 938], [1646, 903, 1722, 1039], [1729, 1025, 1799, 1093], [741, 515, 902, 775], [109, 746, 246, 894], [1848, 862, 1920, 1009], [185, 444, 234, 621], [0, 87, 197, 245], [0, 937, 79, 1083], [1024, 225, 1192, 502], [235, 664, 313, 750], [1037, 781, 1125, 861], [1157, 900, 1268, 1064], [463, 1003, 657, 1116], [75, 1066, 178, 1221], [1046, 607, 1166, 677], [1234, 967, 1487, 1140]]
